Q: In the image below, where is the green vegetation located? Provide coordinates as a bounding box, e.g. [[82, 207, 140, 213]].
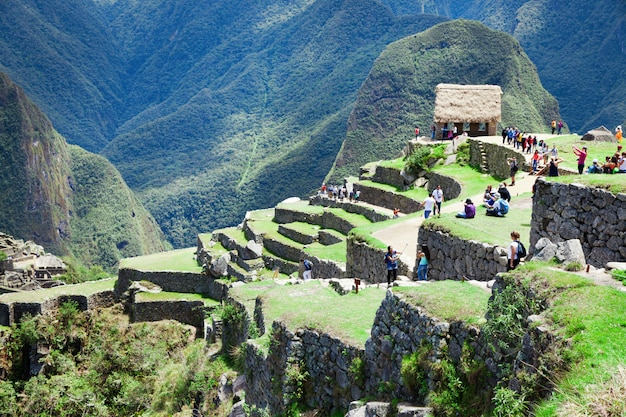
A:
[[331, 19, 560, 181], [546, 173, 626, 195], [611, 269, 626, 285], [0, 279, 115, 303], [119, 247, 202, 272], [135, 291, 221, 307], [229, 281, 386, 347], [395, 281, 490, 324], [422, 206, 532, 247], [0, 304, 234, 416]]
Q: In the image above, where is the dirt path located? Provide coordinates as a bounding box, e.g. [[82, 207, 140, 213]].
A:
[[372, 135, 538, 272]]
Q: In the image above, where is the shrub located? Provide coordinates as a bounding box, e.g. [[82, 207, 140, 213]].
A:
[[404, 145, 434, 175], [492, 386, 527, 417], [612, 269, 626, 284]]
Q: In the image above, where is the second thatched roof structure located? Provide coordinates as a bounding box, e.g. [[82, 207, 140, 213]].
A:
[[433, 84, 502, 123]]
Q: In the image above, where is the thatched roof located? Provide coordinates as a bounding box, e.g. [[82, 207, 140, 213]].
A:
[[433, 84, 502, 123], [581, 126, 617, 142]]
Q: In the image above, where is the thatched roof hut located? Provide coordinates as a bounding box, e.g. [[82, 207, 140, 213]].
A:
[[433, 84, 502, 139], [581, 126, 616, 142]]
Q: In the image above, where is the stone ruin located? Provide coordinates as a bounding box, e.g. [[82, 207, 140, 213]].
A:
[[0, 232, 66, 292]]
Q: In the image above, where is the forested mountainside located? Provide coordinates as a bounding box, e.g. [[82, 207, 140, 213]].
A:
[[0, 73, 167, 269], [0, 0, 623, 249], [381, 0, 626, 134], [329, 20, 559, 180]]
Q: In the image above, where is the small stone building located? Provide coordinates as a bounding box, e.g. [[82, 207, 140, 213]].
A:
[[433, 84, 502, 139]]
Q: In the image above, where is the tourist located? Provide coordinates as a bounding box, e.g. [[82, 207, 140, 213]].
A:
[[572, 145, 588, 174], [354, 190, 360, 202], [548, 157, 563, 177], [415, 126, 420, 139], [421, 192, 436, 219], [393, 208, 400, 218], [618, 152, 626, 173], [483, 185, 494, 204], [531, 149, 541, 173], [557, 120, 563, 135], [550, 144, 558, 159], [430, 124, 436, 140], [507, 231, 523, 271], [602, 156, 616, 174], [416, 245, 430, 281], [455, 199, 476, 219], [498, 182, 511, 202], [432, 185, 444, 217], [486, 193, 509, 217], [587, 159, 602, 174], [507, 157, 518, 186], [320, 182, 327, 195], [300, 258, 313, 280], [551, 119, 556, 134], [385, 246, 401, 286], [616, 125, 623, 143]]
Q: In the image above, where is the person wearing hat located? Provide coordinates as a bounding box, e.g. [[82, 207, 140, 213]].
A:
[[572, 145, 588, 174], [455, 198, 476, 218], [587, 158, 602, 174], [486, 192, 509, 217]]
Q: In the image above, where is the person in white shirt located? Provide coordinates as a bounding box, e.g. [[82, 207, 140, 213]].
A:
[[421, 193, 436, 219], [432, 185, 444, 217]]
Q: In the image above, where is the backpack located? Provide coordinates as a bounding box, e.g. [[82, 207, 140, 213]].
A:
[[516, 241, 527, 259], [499, 200, 509, 215], [303, 260, 312, 270]]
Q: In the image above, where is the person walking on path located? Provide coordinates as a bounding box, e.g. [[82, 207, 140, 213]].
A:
[[385, 246, 401, 286], [572, 145, 588, 174], [507, 157, 519, 186], [432, 185, 444, 217], [300, 258, 313, 280], [421, 193, 436, 219], [416, 245, 430, 281], [551, 119, 557, 134]]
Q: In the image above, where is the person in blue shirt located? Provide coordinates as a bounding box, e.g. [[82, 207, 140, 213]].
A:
[[416, 245, 430, 281], [385, 246, 401, 286]]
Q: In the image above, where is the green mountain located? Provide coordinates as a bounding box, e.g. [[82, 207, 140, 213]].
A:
[[328, 19, 560, 180], [0, 0, 622, 249], [0, 72, 167, 268], [99, 0, 448, 247], [380, 0, 626, 134]]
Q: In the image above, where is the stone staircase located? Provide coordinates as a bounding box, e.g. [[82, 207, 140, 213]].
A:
[[477, 140, 489, 172]]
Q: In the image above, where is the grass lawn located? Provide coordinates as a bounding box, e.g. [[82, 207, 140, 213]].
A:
[[505, 264, 626, 416], [305, 241, 347, 263], [433, 164, 505, 202], [119, 247, 202, 273], [135, 291, 221, 307], [535, 134, 621, 173], [545, 173, 626, 195], [357, 179, 428, 201], [229, 280, 387, 347], [423, 205, 532, 247], [0, 278, 116, 303], [394, 281, 490, 324]]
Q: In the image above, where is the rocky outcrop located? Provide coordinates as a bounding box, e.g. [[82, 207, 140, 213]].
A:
[[531, 179, 626, 267]]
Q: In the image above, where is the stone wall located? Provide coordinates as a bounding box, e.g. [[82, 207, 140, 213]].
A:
[[131, 300, 206, 338], [0, 290, 115, 326], [372, 165, 408, 189], [417, 225, 507, 281], [278, 225, 316, 244], [468, 139, 528, 177], [309, 195, 392, 223], [346, 238, 409, 283], [115, 269, 212, 299], [425, 172, 462, 200], [531, 179, 626, 267], [364, 291, 482, 400], [352, 183, 422, 214], [244, 321, 364, 416]]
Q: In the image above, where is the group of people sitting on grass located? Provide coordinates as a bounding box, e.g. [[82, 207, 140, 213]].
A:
[[455, 182, 512, 219], [587, 145, 626, 174]]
